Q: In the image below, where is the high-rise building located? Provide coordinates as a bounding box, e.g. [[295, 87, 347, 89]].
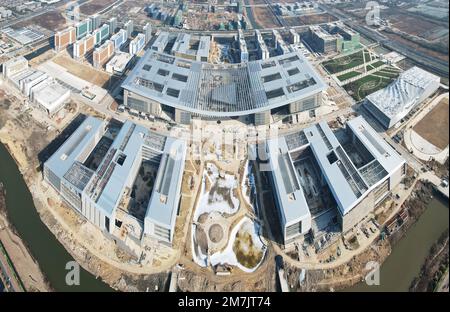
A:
[[143, 23, 152, 44], [125, 20, 134, 39], [109, 17, 117, 35], [54, 26, 76, 52]]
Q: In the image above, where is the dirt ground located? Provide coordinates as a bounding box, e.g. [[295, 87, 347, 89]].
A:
[[283, 13, 337, 26], [252, 7, 281, 28], [15, 10, 67, 31], [52, 55, 111, 88], [80, 0, 118, 15], [413, 98, 449, 150]]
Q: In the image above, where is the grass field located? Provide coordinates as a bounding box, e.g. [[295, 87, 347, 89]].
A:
[[343, 74, 394, 101], [337, 70, 361, 81], [322, 50, 365, 74], [413, 98, 449, 150]]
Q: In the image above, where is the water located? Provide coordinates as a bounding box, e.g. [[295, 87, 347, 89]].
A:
[[348, 195, 449, 292], [0, 143, 112, 292]]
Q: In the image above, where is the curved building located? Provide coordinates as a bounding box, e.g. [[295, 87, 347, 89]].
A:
[[122, 48, 327, 125]]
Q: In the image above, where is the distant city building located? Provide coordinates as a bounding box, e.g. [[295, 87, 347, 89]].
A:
[[129, 33, 146, 56], [109, 17, 117, 35], [2, 56, 29, 78], [54, 27, 76, 52], [75, 18, 93, 40], [143, 23, 152, 44], [73, 34, 95, 59], [365, 67, 440, 129], [151, 31, 170, 53], [267, 116, 406, 244], [106, 52, 132, 74], [3, 56, 70, 116], [255, 30, 269, 60], [238, 29, 248, 62], [90, 14, 101, 31], [171, 33, 210, 62], [308, 23, 360, 54], [93, 40, 114, 68], [125, 20, 134, 39], [110, 29, 127, 51]]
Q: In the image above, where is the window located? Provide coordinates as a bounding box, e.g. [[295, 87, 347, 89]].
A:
[[157, 69, 170, 76], [287, 67, 300, 76], [172, 73, 188, 82], [266, 88, 285, 99], [327, 151, 338, 164], [143, 64, 151, 71], [262, 73, 282, 83], [166, 88, 180, 98]]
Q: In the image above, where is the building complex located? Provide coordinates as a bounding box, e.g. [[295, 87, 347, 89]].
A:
[[267, 116, 406, 245], [121, 48, 327, 125], [43, 116, 186, 245]]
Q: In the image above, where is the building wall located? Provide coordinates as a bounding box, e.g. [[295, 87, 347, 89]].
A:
[[289, 93, 322, 114], [254, 110, 271, 126], [124, 89, 162, 115], [340, 191, 374, 233]]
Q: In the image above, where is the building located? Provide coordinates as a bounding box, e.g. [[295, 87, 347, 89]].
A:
[[238, 29, 248, 62], [365, 67, 440, 129], [109, 17, 117, 35], [122, 49, 326, 125], [93, 24, 110, 45], [125, 20, 134, 39], [110, 29, 127, 51], [266, 116, 406, 244], [143, 23, 152, 44], [308, 25, 340, 54], [2, 27, 44, 45], [43, 117, 187, 245], [289, 29, 300, 44], [171, 33, 210, 62], [129, 33, 145, 56], [106, 52, 132, 74], [308, 23, 361, 54], [90, 14, 101, 31], [93, 40, 114, 68], [3, 56, 70, 116], [273, 30, 290, 55], [255, 30, 269, 60], [54, 27, 76, 52], [151, 31, 170, 53], [73, 34, 95, 59], [2, 56, 29, 78], [31, 79, 70, 115], [75, 18, 92, 40]]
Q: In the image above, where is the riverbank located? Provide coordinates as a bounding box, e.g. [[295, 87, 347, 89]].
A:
[[410, 229, 449, 292], [282, 180, 449, 292], [0, 183, 50, 291]]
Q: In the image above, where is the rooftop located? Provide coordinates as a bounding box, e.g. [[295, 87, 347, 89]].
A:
[[366, 66, 440, 119], [122, 49, 326, 117]]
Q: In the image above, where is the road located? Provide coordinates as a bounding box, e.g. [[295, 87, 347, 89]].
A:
[[320, 3, 449, 77]]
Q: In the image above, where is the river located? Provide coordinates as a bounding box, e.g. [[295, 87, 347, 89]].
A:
[[348, 194, 449, 292], [0, 143, 112, 292]]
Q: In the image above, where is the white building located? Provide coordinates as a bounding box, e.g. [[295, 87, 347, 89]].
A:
[[31, 79, 70, 115], [365, 66, 440, 128]]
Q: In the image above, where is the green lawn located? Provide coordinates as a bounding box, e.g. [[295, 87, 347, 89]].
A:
[[344, 75, 394, 101], [337, 70, 361, 81], [322, 50, 365, 74]]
